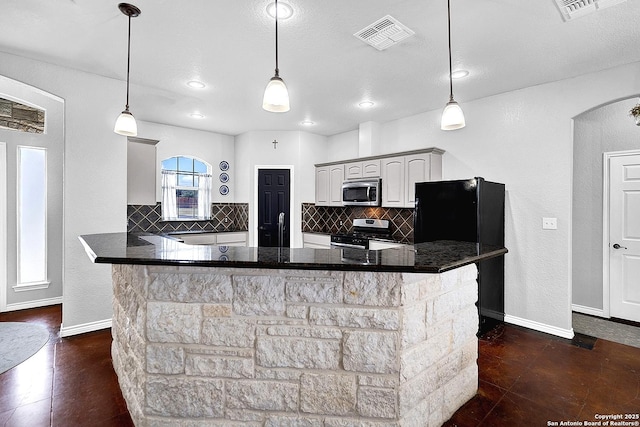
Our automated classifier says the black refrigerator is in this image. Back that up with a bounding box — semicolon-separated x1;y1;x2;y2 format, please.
414;177;505;335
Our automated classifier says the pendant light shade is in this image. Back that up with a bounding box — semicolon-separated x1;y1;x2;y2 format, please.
441;99;465;130
114;110;138;136
114;3;141;136
441;0;465;131
263;0;290;112
263;75;290;112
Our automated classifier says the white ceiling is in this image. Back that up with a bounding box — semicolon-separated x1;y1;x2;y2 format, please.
1;0;639;136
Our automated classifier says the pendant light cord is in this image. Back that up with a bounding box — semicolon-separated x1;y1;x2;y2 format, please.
125;13;132;110
274;0;280;77
447;0;454;102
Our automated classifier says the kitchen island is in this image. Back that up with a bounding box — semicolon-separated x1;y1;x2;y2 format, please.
79;233;507;427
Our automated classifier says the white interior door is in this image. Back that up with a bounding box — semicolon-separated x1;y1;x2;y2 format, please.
608;152;640;322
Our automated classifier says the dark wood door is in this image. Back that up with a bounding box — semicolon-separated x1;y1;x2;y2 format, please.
258;169;290;247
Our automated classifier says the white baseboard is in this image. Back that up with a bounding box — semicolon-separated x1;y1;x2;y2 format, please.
60;318;112;338
4;296;63;312
504;314;574;339
571;304;606;318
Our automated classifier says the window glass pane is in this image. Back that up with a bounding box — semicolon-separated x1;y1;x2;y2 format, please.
194;175;199;187
176;189;198;219
18;147;46;283
178;156;193;172
177;173;193;187
161;157;177;171
194;159;207;174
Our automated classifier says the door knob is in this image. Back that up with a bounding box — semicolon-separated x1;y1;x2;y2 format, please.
613;243;627;249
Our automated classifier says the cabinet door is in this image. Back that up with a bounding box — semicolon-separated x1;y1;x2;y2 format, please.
315;166;330;206
381;157;405;207
344;162;362;180
405;153;431;208
217;232;248;246
361;159;381;178
329;165;344;206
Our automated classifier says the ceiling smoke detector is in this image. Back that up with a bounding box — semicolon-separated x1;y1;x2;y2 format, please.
354;15;415;51
554;0;626;21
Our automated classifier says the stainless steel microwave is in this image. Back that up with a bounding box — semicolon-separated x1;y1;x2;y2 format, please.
341;178;381;206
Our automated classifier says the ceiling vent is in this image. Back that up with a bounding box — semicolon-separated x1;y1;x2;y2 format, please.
554;0;626;21
354;15;415;51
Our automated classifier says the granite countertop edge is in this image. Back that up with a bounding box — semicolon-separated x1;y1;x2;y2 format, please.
79;233;507;274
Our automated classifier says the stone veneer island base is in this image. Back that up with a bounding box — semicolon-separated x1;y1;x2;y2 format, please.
111;263;479;427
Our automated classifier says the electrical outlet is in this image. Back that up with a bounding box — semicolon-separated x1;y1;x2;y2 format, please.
542;217;557;230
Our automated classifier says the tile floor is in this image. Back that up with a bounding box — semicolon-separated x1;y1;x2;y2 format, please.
1;305;639;427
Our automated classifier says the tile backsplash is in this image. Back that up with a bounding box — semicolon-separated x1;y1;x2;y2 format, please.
301;203;415;244
128;203;249;234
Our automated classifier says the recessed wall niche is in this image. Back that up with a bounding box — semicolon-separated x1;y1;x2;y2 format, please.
0;97;45;133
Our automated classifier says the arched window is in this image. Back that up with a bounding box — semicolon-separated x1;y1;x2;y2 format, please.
161;156;212;220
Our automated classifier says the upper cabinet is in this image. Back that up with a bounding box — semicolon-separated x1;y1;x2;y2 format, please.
344;159;381;180
315;164;344;206
315;148;444;209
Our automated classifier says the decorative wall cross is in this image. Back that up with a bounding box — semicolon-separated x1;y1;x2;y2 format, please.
272;139;278;149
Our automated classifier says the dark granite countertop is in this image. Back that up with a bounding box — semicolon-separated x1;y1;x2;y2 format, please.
79;233;507;273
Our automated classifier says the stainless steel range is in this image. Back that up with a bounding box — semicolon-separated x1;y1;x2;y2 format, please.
330;218;392;250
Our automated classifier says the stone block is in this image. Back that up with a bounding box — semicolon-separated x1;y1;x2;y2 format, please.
400;302;427;348
286;304;308;319
357;386;397;419
324;420;399;427
309;306;399;330
146;344;185;374
255;368;302;381
285;280;342;303
398;365;438;416
185;354;254;378
233;275;285;316
256;336;340;370
146;302;201;344
148;272;232;303
226;380;298;411
343;272;401;306
343;331;398;374
358;375;399;388
442;364;478;420
201;318;255;348
202;304;232;317
145;376;224;417
265;415;323;427
266;325;342;340
300;373;357;415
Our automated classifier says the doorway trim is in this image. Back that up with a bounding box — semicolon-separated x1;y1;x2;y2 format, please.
253;165;294;248
602;148;640;319
0;142;6;312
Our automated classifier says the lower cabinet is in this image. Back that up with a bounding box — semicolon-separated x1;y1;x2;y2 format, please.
173;232;248;246
302;232;331;249
368;240;407;250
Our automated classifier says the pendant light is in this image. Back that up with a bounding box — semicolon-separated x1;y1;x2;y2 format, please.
441;0;465;131
114;3;141;136
262;0;290;112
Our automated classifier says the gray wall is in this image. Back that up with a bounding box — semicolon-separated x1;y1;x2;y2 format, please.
572;98;640;311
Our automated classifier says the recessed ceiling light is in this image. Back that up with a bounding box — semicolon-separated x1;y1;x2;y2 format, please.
301;120;315;126
451;70;469;79
266;2;293;19
358;101;375;109
189;112;205;119
187;80;206;89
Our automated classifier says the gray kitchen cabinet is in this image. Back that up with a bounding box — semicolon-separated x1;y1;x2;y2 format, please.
315;165;344;206
344;159;381;180
302;232;331;248
381;156;405;207
405;152;442;207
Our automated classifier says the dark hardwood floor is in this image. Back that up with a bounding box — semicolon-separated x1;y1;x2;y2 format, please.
1;305;639;426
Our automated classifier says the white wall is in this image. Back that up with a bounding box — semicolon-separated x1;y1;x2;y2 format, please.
0;51;127;335
234;130;327;247
135;121;235;203
572;99;640;312
327;61;640;337
326;129;358;162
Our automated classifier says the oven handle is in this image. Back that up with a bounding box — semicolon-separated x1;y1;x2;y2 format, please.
330;242;368;250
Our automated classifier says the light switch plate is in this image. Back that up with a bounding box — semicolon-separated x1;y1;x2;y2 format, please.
542;217;557;230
